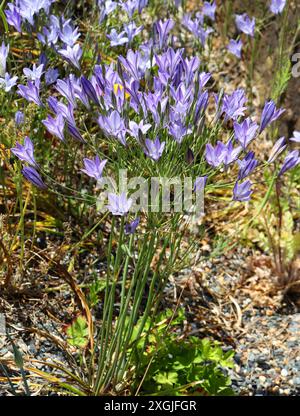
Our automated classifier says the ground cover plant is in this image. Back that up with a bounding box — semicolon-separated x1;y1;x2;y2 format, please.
0;0;299;397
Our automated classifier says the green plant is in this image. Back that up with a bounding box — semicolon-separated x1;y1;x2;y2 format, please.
131;309;234;396
249;170;300;290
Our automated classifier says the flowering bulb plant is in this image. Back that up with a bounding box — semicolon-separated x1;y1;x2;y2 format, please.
1;0;299;396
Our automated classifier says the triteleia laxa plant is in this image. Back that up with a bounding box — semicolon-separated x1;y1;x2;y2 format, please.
1;0;300;396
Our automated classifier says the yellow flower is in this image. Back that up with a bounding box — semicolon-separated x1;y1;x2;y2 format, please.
113;83;130;99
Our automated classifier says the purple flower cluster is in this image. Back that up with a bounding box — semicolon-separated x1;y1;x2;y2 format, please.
5;0;296;212
11;137;47;189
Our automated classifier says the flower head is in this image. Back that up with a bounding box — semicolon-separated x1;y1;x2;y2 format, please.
202;1;216;21
98;110;127;145
205;141;226;168
278;150;300;176
23;63;44;82
237;152;258;180
223;140;242;168
260;100;285;133
107;29;128;46
22;166;47;189
11;136;37;166
81;155;107;181
270;0;286;14
227;39;243;59
268;137;286;163
125;217;140;234
155;19;174;50
43;114;65;141
5;3;22;32
194;176;208;192
58;44;82;69
15;110;25;127
107;192;132;216
18;80;42;106
235;13;255;37
144;137;165;161
222;89;247;121
45;68;59;85
0;73;18;92
59;21;80;46
128;120;151;140
234;117;258;149
233;180;253;202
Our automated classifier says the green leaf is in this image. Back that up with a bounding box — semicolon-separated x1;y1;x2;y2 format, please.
66;315;89;348
154;371;178;386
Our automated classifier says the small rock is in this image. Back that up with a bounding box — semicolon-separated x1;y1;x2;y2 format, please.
259;376;266;384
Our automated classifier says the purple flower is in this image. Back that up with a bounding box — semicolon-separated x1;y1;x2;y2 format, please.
119;50;146;80
223;140;242;167
5;3;22;32
268;137;286;163
155;19;174;50
81;155;107;181
128;120;151;140
234;117;258;149
202;1;216;21
22;166;47;190
58;44;82;70
182;14;213;45
181;56;200;85
168;121;191;143
0;73;18;92
233;180;253;202
227;39;243;59
278;150;300;176
194;90;209;122
205;141;226;167
235;13;255;37
45;68;59;85
123;22;143;43
23;64;44;82
107;192;132;216
67;122;85;142
56;77;77;108
259;100;285;133
98;110;127;145
17;0;53;25
138;0;148;13
59;22;80;46
81;76;99;105
290;131;300;143
121;0;139;18
38;22;59;46
42;114;65;141
144;137;165;161
194;176;208;192
11;136;37;166
107;29;128;46
270;0;286;14
237;152;258;180
18;80;42;106
198;72;211;89
125;217;140;234
15;110;25;127
98;0;118;22
222;89;247;121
